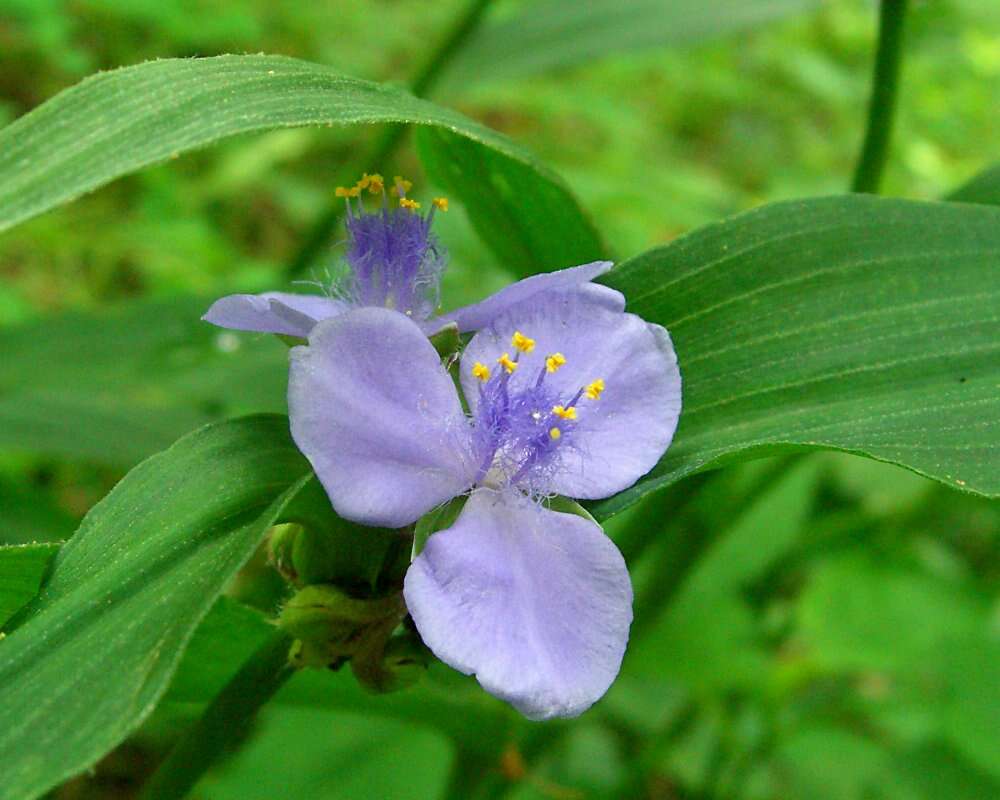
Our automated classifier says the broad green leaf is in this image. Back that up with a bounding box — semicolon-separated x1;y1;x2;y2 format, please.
0;415;311;800
0;296;287;465
0;478;76;545
437;0;821;89
795;555;1000;779
893;743;1000;800
946;164;1000;206
0;54;593;254
0;542;60;628
774;727;902;800
595;196;1000;518
161;597;276;707
197;707;455;800
162;598;514;759
938;637;1000;781
417;127;605;277
628;460;818;691
796;556;985;674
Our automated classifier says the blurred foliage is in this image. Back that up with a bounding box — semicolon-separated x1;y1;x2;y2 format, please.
0;0;998;798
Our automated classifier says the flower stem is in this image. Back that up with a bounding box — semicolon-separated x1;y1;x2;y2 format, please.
138;629;295;800
285;0;495;280
851;0;910;194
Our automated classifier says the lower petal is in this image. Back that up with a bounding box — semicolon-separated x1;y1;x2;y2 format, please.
404;488;633;720
202;292;348;338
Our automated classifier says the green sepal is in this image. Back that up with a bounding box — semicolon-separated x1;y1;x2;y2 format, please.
276;334;307;348
267;523;302;584
427;321;461;360
279;584;406;671
276;476;407;591
544;495;600;525
413;495;468;557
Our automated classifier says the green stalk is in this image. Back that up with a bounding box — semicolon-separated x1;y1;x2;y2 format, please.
285;0;494;279
139;630;295;800
851;0;910;194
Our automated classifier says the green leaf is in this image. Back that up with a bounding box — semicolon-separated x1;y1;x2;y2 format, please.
938;637;1000;781
416;127;605;277
0;296;287;465
0;542;60;628
196;706;455;800
893;743;1000;800
0;477;76;545
437;0;821;88
0;415;312;800
0;54;593;254
595;196;1000;518
774;726;901;800
628;460;819;692
946;164;1000;207
796;555;984;674
162;598;514;759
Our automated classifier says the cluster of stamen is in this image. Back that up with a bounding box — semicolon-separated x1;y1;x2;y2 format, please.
469;329;605;489
335;173;449;215
330;174;449;320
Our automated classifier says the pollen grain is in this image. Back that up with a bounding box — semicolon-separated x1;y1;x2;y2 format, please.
497;353;518;373
545;352;566;373
552;405;577;420
511;330;536;353
585;379;605;400
472;362;491;382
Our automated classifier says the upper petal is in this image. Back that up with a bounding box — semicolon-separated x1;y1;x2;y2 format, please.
437;261;620;333
202;292;348;338
404;488;632;720
461;289;681;499
289;307;476;528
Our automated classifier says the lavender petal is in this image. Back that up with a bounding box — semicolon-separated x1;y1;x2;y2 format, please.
461;289;681;499
202;292;348;338
289;307;476;527
404;488;633;720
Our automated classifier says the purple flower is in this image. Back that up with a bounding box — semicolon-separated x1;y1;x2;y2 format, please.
202;174;613;337
288;287;682;719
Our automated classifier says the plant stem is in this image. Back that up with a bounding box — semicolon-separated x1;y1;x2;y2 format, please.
139;629;295;800
851;0;909;194
285;0;494;280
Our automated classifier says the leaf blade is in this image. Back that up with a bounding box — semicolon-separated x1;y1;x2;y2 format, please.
0;415;310;800
593;196;1000;518
0;543;61;628
0;54;592;248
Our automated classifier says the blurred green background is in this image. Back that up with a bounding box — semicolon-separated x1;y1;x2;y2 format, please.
1;1;999;798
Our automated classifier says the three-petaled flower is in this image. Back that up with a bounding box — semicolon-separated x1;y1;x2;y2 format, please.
288;285;682;719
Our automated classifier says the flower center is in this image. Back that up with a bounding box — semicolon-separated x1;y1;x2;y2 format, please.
334;174;449;320
469;330;604;491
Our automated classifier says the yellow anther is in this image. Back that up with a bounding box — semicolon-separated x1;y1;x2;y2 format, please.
497;353;518;373
545;352;566;373
585;378;605;400
335;186;360;198
549;427;562;440
392;176;413;196
399;197;421;211
366;173;384;194
432;197;449;211
511;330;536;353
472;362;491;382
552;405;577;420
